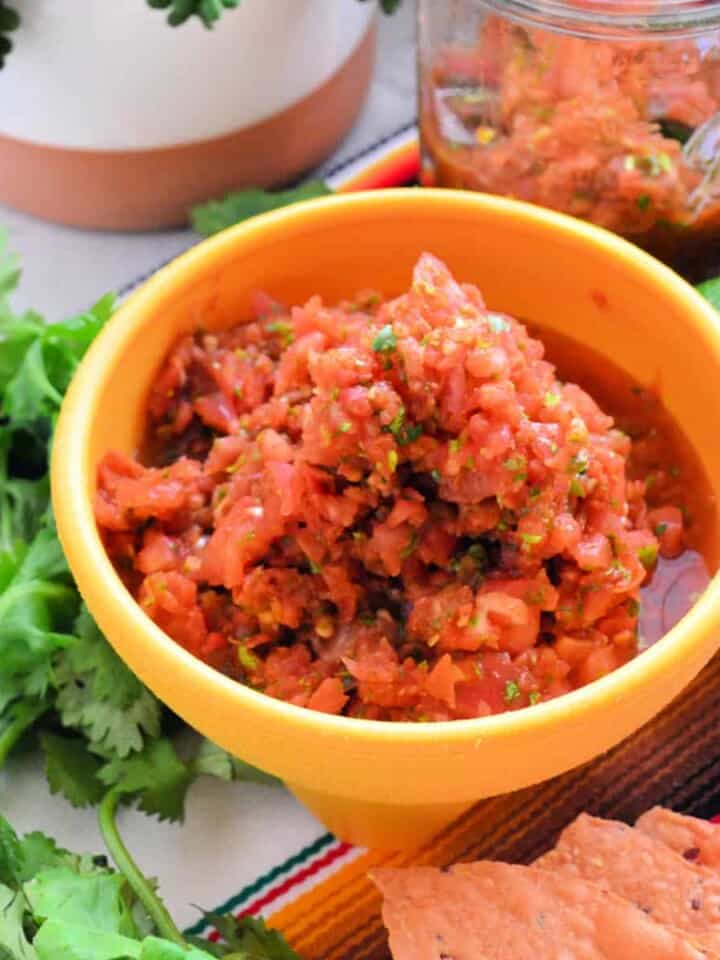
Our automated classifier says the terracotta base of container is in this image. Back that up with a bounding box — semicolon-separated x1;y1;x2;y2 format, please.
0;23;375;231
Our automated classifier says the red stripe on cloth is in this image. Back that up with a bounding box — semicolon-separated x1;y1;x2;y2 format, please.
336;141;420;193
207;841;354;941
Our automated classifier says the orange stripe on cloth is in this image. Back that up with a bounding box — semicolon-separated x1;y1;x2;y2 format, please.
335;140;420;193
269;651;720;960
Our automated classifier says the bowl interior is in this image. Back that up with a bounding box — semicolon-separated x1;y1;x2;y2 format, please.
54;190;720;831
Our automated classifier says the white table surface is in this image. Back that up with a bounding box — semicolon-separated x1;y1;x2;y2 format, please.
1;1;417;321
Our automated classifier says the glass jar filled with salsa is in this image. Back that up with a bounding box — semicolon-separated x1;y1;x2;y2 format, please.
418;0;720;280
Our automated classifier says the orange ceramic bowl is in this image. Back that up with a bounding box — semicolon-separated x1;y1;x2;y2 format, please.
52;189;720;851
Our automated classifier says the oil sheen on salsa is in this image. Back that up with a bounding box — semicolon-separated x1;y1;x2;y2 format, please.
94;256;713;721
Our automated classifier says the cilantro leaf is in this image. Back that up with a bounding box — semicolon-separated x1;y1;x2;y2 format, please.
7;522;70;586
0;884;37;960
0;523;77;686
0;228;19;303
372;325;397;353
3;341;63;424
190;738;244;782
14;833;75;886
0;537;24;597
358;0;402;12
0;700;48;767
191;181;332;237
26;867;138;937
191;738;278;786
146;0;241;31
0;818;22;889
139;940;216;960
40;733;105;808
3;294;114;427
0;4;21;70
54;609;161;758
99;739;192;822
698;276;720;311
384;406;423;447
197;914;302;960
32;920;141;960
0;455;50;564
0;313;46;400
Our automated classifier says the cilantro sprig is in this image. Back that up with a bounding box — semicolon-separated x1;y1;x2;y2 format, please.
0;230;276;819
146;0;242;29
191;182;332;237
0;807;302;960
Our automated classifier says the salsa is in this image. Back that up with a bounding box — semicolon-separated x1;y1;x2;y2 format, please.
94;255;711;721
420;16;720;279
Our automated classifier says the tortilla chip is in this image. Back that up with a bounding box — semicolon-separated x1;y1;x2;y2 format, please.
372;861;708;960
537;814;720;955
637;808;720;871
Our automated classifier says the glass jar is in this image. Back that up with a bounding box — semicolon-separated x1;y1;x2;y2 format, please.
418;0;720;279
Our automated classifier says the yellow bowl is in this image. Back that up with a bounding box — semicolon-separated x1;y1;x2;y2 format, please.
52;189;720;851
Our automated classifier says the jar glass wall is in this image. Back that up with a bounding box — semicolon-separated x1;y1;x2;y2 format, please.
418;0;720;279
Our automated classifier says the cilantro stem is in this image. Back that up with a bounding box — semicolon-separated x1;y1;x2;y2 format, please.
0;700;46;768
98;788;187;948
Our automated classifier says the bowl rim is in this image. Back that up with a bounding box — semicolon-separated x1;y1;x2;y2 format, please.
52;187;720;748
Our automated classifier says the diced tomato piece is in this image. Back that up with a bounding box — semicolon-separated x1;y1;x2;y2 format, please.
425;654;464;708
307;677;349;715
647;506;685;559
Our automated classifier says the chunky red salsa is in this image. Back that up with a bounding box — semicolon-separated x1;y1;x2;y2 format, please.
95;255;710;720
421;17;720;279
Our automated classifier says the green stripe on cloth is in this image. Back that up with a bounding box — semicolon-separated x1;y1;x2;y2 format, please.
183;832;336;935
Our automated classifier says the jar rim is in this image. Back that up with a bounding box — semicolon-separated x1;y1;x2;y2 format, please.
482;0;720;39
